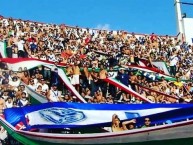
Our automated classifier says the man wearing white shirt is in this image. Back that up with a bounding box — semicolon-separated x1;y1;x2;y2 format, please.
41;79;49;93
17;37;25;57
5;97;13;108
28;79;37;91
47;84;63;102
169;52;179;76
9;76;20;88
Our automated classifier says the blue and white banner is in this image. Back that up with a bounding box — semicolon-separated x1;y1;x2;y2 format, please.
3;102;193;130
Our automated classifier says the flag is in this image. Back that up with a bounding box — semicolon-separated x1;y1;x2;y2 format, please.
104;78;153;103
139;58;165;74
15;121;26;130
3;102;193;130
151;61;170;75
0;58;67;71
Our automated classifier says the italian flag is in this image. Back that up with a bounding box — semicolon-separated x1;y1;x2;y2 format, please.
104;78;153;103
0;58;66;71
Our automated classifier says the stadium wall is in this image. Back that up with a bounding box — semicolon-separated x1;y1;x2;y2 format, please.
182;18;193;45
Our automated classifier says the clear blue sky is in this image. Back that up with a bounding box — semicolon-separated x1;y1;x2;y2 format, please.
0;0;192;35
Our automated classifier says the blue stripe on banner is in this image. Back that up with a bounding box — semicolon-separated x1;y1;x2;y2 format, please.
4;102;193;112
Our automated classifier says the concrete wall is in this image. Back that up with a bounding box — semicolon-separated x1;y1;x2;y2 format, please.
183;18;193;45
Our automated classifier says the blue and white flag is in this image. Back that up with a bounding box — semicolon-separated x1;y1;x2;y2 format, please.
4;102;193;130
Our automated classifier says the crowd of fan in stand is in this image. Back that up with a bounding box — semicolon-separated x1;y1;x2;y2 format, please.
0;16;193;141
0;16;193;115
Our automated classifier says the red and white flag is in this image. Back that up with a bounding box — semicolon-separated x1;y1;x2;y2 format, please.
15;121;26;130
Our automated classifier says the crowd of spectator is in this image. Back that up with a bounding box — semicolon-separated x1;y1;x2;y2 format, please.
0;15;193;112
0;16;193;145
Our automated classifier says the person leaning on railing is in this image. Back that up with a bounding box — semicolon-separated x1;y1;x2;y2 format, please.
111;114;136;132
141;118;151;128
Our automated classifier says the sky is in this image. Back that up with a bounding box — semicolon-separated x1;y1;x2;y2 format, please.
0;0;193;36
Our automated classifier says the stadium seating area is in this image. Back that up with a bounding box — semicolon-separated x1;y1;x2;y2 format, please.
0;15;193;108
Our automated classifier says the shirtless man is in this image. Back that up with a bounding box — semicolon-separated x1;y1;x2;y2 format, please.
71;62;81;92
0;97;6;115
99;65;108;79
111;114;136;132
98;65;108;97
129;72;138;91
21;71;30;85
90;69;99;96
81;64;89;88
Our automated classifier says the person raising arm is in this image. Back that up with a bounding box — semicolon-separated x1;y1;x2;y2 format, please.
111;114;136;132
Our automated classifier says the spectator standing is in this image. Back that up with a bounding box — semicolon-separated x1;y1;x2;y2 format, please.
108;67;117;98
98;65;108;97
169;52;179;76
71;62;81;92
16;37;25;58
117;68;129;86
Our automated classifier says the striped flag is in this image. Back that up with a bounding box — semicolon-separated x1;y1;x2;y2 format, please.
104;78;153;103
15;121;26;130
0;58;66;71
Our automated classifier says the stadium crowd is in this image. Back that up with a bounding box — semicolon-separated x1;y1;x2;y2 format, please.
0;15;193;113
